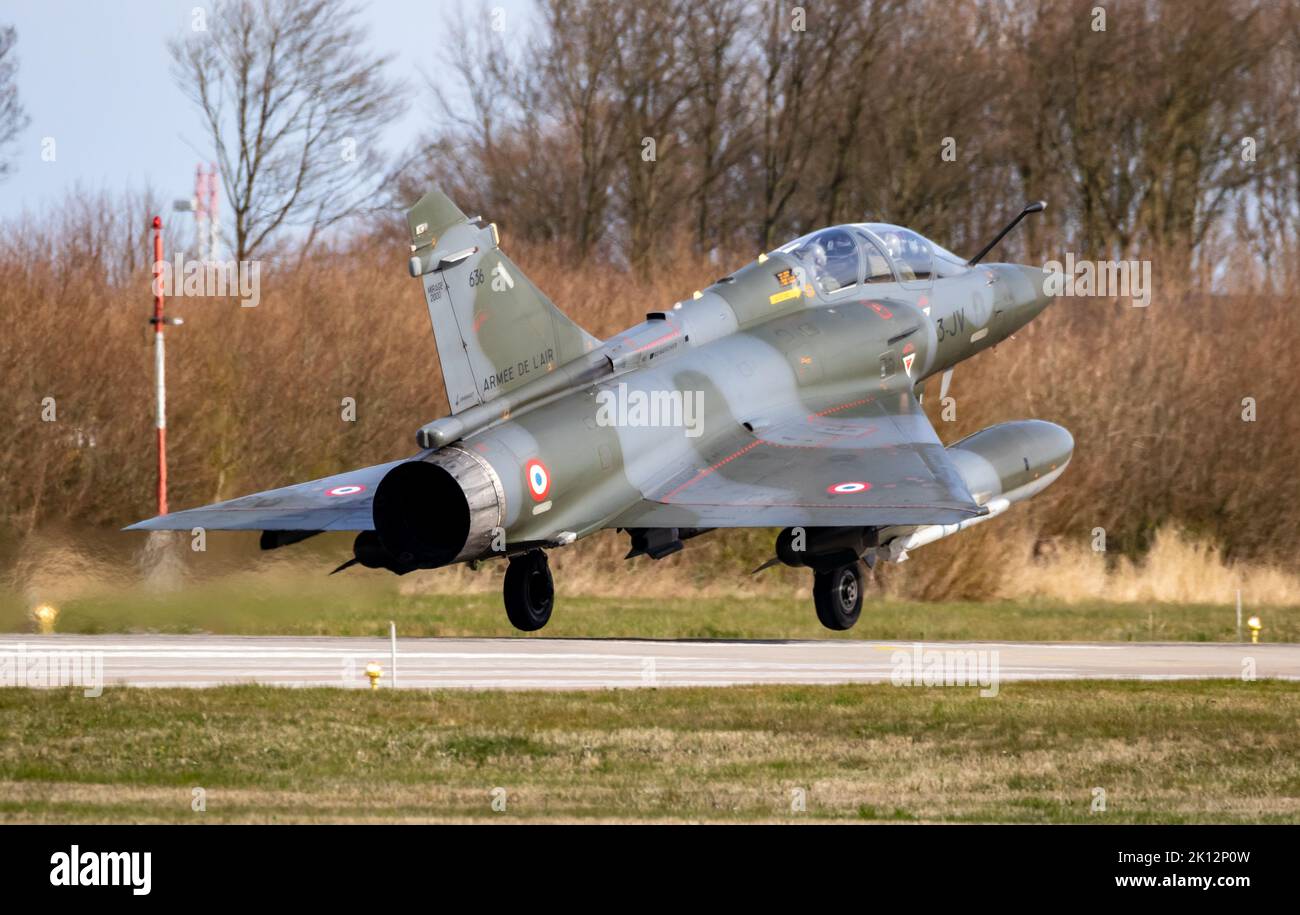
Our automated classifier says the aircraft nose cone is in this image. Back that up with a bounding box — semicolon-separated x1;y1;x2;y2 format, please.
1001;263;1052;328
1015;263;1052;314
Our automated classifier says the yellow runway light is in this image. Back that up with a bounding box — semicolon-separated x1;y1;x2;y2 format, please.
31;604;58;634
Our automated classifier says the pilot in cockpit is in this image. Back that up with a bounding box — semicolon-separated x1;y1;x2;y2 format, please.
796;231;859;293
799;241;828;271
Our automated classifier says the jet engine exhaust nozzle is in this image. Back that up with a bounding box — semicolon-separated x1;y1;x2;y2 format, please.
358;447;505;574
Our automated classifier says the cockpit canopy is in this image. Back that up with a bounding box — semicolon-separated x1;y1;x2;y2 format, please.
772;223;969;296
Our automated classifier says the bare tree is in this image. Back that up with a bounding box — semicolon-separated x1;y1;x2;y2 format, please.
756;0;856;247
400;9;570;245
170;0;406;261
0;25;30;181
533;0;626;258
680;0;753;253
609;0;699;270
1015;0;1286;269
401;0;1299;275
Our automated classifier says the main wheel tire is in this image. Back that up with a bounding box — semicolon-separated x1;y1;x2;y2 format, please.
813;562;864;631
503;550;555;631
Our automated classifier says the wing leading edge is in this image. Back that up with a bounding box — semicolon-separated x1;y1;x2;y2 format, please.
124;457;420;532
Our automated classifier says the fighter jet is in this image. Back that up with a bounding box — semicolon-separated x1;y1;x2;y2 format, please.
129;192;1071;632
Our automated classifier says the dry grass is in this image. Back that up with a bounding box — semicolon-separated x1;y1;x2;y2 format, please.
2;523;1297;643
5;522;1297;620
1001;524;1300;606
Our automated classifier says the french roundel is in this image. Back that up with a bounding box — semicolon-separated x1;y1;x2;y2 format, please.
326;484;365;497
827;481;871;495
525;459;551;501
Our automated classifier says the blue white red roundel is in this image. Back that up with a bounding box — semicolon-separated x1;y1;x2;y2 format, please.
326;484;365;497
525;459;551;501
827;481;871;495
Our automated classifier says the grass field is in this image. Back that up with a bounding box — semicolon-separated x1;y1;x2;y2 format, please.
2;681;1297;823
4;582;1297;642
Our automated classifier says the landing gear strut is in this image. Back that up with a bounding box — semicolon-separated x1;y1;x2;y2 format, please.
812;561;864;631
504;549;554;631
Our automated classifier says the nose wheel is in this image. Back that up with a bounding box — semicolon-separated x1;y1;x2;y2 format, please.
504;549;555;631
812;562;864;630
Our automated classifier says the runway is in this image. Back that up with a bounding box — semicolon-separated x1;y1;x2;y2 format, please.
2;634;1297;690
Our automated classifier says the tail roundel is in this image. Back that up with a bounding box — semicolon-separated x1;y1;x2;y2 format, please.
405;189;599;414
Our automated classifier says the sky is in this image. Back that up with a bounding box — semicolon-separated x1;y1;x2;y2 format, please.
0;0;534;226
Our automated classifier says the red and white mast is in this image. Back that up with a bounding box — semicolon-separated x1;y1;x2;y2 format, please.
150;216;169;516
149;216;185;516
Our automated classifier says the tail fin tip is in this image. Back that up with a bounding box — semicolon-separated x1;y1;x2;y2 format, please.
404;188;599;415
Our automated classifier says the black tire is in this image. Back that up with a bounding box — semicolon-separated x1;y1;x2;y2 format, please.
503;550;554;632
813;562;863;631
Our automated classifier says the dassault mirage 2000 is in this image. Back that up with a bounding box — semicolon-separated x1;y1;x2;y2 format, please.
129;192;1071;632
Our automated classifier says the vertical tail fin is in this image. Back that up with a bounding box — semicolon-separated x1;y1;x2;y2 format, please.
405;189;599;414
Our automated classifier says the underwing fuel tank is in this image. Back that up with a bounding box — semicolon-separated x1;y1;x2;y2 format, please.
351;447;506;574
876;420;1073;562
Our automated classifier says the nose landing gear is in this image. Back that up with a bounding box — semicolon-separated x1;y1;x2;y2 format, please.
503;549;555;631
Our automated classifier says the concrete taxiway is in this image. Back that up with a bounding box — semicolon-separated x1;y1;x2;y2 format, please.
1;634;1296;690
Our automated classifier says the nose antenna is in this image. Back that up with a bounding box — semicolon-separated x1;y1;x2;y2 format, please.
966;201;1046;266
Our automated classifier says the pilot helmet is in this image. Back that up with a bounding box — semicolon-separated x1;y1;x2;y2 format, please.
802;242;828;268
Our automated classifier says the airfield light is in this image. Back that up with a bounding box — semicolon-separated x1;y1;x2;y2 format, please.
365;662;383;690
389;621;398;688
31;604;58;634
1247;616;1262;644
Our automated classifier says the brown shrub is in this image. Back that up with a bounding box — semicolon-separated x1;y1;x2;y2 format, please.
1;201;1297;588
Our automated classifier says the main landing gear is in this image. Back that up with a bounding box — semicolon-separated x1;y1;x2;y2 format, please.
504;549;554;631
762;527;873;631
501;539;867;634
812;561;864;631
